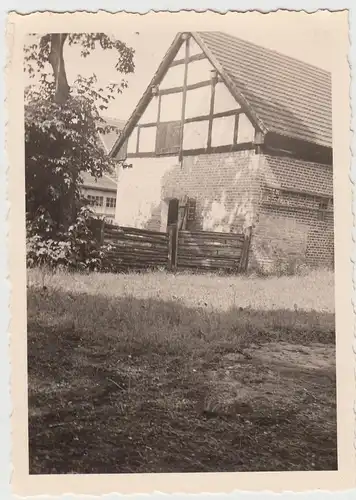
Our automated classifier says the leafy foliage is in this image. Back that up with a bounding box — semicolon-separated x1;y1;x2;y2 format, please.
26;206;115;272
24;33;135;105
24;32;134;270
25;84;118;230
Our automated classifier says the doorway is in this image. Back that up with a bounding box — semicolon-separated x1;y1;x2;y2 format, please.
167;198;179;228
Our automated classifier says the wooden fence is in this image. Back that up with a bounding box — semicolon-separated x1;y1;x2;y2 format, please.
94;221;170;272
93;220;252;273
173;228;251;273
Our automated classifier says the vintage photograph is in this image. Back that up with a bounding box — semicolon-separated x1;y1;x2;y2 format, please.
8;9;352;492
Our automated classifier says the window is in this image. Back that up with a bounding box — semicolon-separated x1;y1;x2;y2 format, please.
106;197;116;208
87;195;103;207
319;199;329;211
318;198;330;221
156;121;182;155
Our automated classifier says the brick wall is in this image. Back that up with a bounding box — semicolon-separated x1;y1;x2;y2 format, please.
250;153;334;272
162;150;261;232
115;150;261;233
262;153;333;196
115;149;334;272
252;205;334;271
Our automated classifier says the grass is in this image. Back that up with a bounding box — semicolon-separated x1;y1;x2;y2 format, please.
27;267;337;474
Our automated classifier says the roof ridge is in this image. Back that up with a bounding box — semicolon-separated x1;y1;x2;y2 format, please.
101;116;126;126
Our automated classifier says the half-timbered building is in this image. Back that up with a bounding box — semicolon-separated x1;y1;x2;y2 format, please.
110;31;333;271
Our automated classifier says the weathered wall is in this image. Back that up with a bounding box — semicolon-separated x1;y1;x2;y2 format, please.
251;154;334;271
115;149;334;272
251;208;334;272
262;154;333;196
115;156;178;229
115;150;261;233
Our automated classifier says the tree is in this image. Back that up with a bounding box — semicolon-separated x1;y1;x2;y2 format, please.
25;33;134;228
24;33;134;270
25;33;135;105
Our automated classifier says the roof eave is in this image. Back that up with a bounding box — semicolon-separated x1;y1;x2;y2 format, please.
82;184;117;193
265;129;332;151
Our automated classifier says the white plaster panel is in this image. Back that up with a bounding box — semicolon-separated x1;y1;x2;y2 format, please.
160;64;185;90
115;156;178;228
184;86;211;119
138;126;157;152
138;97;159;125
160;92;183;122
182;120;209;150
174;42;186;61
214;81;240;114
237;113;255;143
189;38;204;56
211;115;235;147
186;58;214;86
127;127;138;154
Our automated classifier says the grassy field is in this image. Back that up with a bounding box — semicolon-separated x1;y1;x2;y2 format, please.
27;267;337;474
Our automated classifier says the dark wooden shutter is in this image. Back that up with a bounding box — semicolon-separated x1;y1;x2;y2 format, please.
156;121;181;155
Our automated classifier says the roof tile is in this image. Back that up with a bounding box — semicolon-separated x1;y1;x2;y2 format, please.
197;31;332;148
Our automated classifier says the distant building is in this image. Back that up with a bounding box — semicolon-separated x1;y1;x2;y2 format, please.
81;117;125;224
110;31;333;271
81;171;118;224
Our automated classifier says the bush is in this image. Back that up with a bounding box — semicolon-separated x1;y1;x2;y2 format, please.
26;206;114;272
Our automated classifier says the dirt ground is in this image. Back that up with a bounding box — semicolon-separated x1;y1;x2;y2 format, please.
27;269;337;474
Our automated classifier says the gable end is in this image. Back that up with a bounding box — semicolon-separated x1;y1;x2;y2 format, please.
110;32;264;159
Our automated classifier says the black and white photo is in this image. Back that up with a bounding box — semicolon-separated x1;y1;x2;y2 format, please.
6;9;353;496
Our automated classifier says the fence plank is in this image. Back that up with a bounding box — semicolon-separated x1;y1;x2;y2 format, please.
105;228;168;240
178;237;243;245
167;227;174;271
107;251;167;261
179;236;244;244
179;230;244;240
106;240;168;252
180;229;240;237
178;245;243;256
177;260;237;270
105;224;167;237
239;226;253;272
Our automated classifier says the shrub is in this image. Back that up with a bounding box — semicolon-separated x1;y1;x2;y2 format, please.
26;206;114;272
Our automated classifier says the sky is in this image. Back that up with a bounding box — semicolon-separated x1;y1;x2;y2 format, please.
26;11;340;122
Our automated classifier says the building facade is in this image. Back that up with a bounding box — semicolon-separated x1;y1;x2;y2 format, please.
81;171;118;224
110;31;333;271
80;117;125;224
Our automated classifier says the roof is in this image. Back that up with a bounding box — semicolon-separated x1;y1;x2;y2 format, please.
99;117;126;154
81;171;117;192
196;31;332;148
79;117;124;192
110;31;332;156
